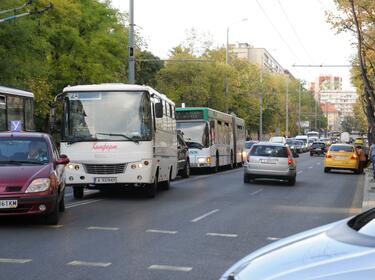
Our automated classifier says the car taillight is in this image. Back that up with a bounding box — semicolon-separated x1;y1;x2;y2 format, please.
325;153;332;158
351;154;357;160
288;158;293;165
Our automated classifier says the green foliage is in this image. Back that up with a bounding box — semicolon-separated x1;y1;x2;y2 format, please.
341;115;363;133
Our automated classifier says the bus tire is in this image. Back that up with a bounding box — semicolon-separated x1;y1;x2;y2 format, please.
160;169;172;190
230;150;234;169
181;160;190;178
146;174;158;198
73;186;84;199
213;154;219;173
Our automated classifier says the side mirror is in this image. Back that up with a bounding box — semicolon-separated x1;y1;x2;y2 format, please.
56;154;70;165
155;102;163;118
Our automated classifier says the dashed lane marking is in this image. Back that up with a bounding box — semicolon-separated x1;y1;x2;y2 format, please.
67;261;111;267
308;166;313;169
297;171;303;175
87;226;119;231
148;265;192;272
191;209;219;223
146;229;178;234
267;237;281;241
206;233;238;238
47;225;63;229
0;258;32;264
66;199;102;209
250;189;263;196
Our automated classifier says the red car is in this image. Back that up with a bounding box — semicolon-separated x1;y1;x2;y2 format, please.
0;132;69;224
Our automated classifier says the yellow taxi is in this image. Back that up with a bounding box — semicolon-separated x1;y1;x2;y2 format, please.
354;137;364;145
324;144;359;174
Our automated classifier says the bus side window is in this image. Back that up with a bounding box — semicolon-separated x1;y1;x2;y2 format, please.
25;98;34;131
0;95;6;130
217;121;222;144
210;120;215;145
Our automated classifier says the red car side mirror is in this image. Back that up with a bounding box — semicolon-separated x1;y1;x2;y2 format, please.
56;154;70;165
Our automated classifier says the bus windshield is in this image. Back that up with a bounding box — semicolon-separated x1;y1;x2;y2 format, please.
176;121;208;149
63;91;152;142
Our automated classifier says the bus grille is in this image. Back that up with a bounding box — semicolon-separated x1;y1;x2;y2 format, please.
84;163;126;175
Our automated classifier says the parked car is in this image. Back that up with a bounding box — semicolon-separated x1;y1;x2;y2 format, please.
220;207;375;280
177;130;190;178
0;132;69;224
269;136;286;144
324;144;359;174
285;138;299;158
245;140;258;156
310;141;327;156
244;142;296;185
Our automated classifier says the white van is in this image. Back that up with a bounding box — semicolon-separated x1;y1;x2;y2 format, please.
295;135;308;152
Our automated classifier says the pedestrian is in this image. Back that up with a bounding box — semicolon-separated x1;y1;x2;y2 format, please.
369;142;375;179
356;145;366;174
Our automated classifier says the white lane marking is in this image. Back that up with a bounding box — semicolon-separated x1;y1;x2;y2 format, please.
308;166;313;169
250;189;263;196
191;209;219;223
87;226;119;231
67;261;111;267
65;190;98;198
146;229;178;234
66;199;102;209
316;162;321;165
297;171;303;175
148;265;192;272
0;258;32;264
172;168;240;185
47;225;63;229
206;233;238;238
267;237;281;241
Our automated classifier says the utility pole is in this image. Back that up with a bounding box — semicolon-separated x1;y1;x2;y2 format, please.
298;82;301;135
128;0;135;84
314;93;318;130
285;78;289;137
259;65;263;141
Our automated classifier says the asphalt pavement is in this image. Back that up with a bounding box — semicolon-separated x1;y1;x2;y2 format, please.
0;152;364;280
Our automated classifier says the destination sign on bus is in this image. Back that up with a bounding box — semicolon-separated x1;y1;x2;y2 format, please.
176;110;204;120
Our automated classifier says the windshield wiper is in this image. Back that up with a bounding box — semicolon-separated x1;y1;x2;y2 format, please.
65;136;98;144
0;160;43;165
97;133;139;144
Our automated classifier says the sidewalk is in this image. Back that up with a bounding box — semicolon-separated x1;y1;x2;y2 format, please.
362;167;375;211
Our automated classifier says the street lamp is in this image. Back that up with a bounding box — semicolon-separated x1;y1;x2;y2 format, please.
128;0;135;84
225;18;248;113
226;18;248;65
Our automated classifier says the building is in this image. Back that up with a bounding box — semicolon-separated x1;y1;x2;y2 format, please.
320;102;339;131
232;43;284;74
309;75;342;93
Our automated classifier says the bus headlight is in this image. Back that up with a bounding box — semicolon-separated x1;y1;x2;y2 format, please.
131;160;151;169
67;163;80;170
198;157;211;163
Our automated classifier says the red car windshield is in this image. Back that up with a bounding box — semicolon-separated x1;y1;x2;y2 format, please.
0;138;50;164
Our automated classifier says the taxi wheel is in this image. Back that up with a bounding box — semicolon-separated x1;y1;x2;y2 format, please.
45;198;60;225
324;167;330;173
354;169;361;174
73;187;84;199
59;194;65;212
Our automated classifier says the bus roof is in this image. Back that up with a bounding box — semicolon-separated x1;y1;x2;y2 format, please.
0;86;34;98
63;83;174;105
176;107;242;123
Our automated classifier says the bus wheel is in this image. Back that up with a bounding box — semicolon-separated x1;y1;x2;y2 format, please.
230;151;234;169
73;186;84;199
160;169;171;190
213;155;219;173
146;175;158;198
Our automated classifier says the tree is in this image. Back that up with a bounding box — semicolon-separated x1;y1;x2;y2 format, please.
330;0;375;140
136;50;164;87
341;115;362;132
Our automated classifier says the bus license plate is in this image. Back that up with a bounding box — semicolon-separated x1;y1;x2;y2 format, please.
94;177;117;184
0;200;17;209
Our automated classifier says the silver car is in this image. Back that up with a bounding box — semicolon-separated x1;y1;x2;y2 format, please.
220;208;375;280
244;142;296;185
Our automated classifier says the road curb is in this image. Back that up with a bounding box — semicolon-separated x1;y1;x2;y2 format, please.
362;167;375;211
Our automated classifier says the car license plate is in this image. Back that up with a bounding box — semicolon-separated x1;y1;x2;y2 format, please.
335;156;346;159
0;200;17;209
260;159;277;164
316;148;321;151
94;177;117;184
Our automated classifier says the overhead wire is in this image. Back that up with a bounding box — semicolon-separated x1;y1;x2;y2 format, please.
255;0;302;64
276;0;315;64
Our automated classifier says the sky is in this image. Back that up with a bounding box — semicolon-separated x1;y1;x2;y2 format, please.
111;0;356;90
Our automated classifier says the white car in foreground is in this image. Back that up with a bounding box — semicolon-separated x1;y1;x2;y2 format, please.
220;208;375;279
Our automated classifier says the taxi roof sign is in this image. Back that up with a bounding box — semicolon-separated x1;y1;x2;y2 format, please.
10;120;23;132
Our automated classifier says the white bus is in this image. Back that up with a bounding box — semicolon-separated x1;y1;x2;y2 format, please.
59;83;177;198
176;107;246;172
307;131;319;141
0;86;34;132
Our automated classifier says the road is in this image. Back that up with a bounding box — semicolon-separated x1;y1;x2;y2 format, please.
0;152;364;280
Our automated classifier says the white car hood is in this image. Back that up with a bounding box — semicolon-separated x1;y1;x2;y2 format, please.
221;219;375;280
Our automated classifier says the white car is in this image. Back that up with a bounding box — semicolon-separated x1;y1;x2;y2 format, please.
269;136;286;144
220;208;375;279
